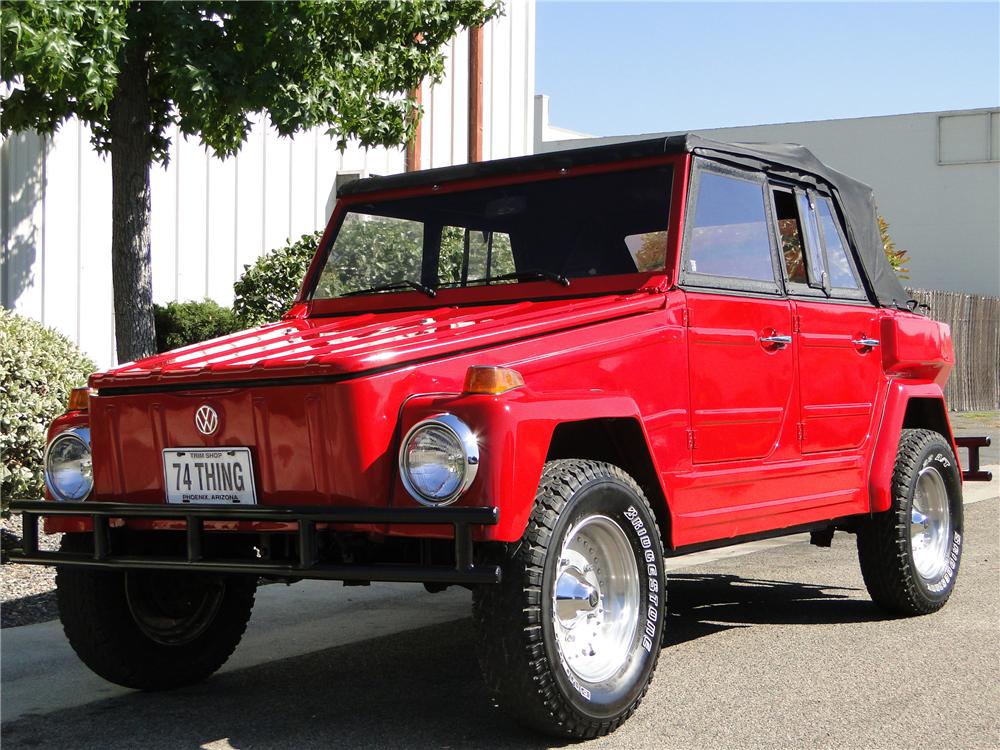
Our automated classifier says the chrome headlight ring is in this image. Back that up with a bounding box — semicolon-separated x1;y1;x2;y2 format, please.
399;413;480;506
43;426;93;501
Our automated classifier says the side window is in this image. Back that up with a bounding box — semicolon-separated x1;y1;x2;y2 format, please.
686;171;776;285
625;231;669;272
796;192;827;289
816;198;860;290
772;188;807;284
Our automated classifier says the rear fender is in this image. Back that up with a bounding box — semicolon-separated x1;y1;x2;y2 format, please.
396;389;653;542
869;381;957;513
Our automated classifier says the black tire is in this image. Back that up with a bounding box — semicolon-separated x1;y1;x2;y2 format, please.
56;534;257;690
473;460;666;739
857;428;963;616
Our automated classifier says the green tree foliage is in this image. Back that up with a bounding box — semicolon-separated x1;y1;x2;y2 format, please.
234;221;518;327
316;220;515;296
1;1;500;360
153;299;239;353
0;311;95;509
234;232;321;327
879;215;910;279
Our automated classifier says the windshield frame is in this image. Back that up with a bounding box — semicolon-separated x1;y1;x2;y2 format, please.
300;153;689;316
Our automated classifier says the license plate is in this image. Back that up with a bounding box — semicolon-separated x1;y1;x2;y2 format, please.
162;448;257;505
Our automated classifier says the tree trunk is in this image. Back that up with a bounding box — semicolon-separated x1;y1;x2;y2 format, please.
109;15;155;364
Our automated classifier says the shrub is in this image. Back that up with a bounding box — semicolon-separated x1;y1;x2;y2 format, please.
0;311;95;510
233;232;320;328
153;299;240;353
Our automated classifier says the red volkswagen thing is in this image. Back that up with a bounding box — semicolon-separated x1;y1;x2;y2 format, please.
8;136;992;738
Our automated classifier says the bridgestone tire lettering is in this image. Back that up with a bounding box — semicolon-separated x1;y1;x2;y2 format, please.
856;429;964;616
473;460;666;739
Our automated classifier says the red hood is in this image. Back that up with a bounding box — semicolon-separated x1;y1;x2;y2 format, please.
92;293;665;390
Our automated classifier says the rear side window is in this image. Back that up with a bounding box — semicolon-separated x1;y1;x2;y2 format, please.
686;171;775;284
773;189;807;284
816;198;860;290
796;192;826;289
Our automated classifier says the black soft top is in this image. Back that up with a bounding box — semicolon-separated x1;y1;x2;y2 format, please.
339;134;909;309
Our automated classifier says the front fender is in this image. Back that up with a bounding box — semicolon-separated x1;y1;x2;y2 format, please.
868;380;956;513
395;388;645;542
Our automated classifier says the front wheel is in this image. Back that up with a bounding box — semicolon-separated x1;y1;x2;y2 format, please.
857;429;963;615
56;534;257;690
473;460;666;739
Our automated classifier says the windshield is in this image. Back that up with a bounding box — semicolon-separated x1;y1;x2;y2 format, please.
311;165;673;300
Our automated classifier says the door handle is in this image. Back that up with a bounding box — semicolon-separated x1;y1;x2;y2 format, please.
760;334;792;348
852;338;880;348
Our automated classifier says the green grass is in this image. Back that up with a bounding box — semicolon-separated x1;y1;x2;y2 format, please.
951;410;999;423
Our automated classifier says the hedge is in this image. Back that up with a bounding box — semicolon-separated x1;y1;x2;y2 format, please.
0;311;95;509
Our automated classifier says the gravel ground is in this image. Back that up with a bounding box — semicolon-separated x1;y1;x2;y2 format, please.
1;515;62;629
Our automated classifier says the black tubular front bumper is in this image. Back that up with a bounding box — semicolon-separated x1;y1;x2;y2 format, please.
4;500;501;585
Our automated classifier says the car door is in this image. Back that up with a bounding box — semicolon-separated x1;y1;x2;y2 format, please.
791;191;881;453
680;162;796;465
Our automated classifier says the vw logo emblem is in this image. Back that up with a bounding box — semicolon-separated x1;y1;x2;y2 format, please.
195;405;219;436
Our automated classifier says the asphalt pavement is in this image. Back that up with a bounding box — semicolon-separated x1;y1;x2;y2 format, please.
2;431;997;749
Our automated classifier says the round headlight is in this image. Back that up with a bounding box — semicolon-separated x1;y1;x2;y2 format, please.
44;427;93;501
400;414;479;506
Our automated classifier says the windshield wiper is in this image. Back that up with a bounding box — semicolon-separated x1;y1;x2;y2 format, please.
438;269;571;289
342;280;436;299
489;269;571;287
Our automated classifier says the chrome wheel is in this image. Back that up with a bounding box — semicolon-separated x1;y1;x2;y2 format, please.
552;514;640;683
910;466;952;581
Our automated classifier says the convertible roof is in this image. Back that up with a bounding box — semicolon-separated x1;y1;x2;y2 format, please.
339;134;910;309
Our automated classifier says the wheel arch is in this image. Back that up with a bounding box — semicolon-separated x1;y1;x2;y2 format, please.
902;397;954;444
546;418;673;548
869;381;957;513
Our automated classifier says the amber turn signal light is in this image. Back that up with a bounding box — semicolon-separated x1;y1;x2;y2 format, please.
463;366;525;395
67;386;94;411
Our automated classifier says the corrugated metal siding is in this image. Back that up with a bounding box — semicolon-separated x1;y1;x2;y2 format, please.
1;4;536;369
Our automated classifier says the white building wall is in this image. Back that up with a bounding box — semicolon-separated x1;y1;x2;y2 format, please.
539;105;1000;298
2;3;536;369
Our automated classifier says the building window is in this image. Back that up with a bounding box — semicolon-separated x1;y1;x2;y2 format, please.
938;111;1000;165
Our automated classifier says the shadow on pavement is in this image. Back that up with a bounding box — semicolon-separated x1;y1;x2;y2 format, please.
0;591;58;629
665;573;883;643
1;573;885;750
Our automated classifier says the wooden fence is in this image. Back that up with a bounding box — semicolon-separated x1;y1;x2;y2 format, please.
906;288;1000;412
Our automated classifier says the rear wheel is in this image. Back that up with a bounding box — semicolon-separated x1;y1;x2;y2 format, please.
56;534;257;690
473;460;666;738
857;429;963;615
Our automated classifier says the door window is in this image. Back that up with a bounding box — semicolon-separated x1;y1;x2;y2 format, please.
796;192;827;290
685;169;777;288
772;189;807;284
816;198;860;290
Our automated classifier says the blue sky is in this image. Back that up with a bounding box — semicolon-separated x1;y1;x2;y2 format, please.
535;1;1000;136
